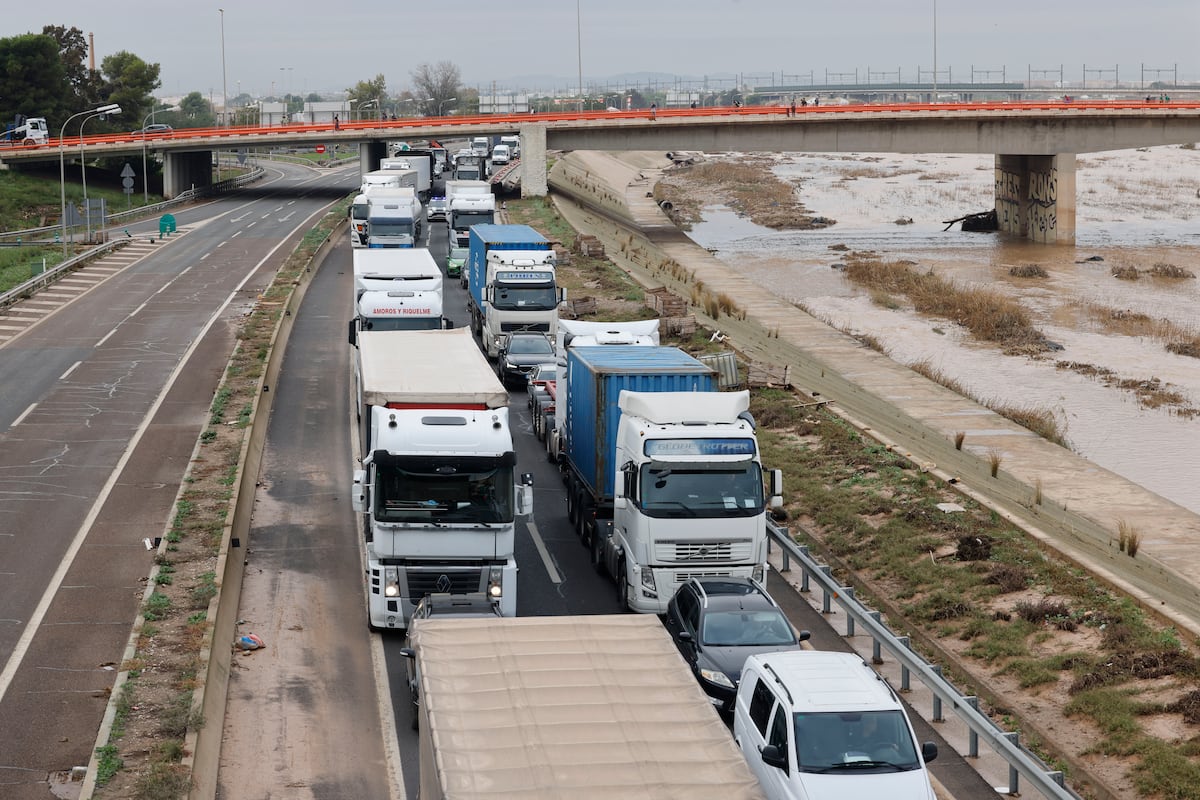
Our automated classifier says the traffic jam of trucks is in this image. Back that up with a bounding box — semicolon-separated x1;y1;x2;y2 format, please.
343;138;936;800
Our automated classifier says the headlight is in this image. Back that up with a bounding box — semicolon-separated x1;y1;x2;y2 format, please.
753;564;766;583
384;568;401;598
699;668;736;689
639;568;657;593
487;566;503;598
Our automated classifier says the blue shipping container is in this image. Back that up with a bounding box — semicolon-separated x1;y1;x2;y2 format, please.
467;224;552;314
566;346;717;501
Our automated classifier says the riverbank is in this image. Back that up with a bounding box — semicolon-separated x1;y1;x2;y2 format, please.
548;149;1200;799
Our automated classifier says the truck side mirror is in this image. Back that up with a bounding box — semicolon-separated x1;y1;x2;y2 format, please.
443;319;455;330
348;319;357;346
769;468;783;509
522;473;534;486
922;741;938;763
515;483;534;517
352;469;368;513
760;744;788;771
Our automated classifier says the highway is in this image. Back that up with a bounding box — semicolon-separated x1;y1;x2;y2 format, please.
0;158;997;798
219;168;996;798
0;160;354;799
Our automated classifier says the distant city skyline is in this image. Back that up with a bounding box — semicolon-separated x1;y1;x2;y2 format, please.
9;2;1200;100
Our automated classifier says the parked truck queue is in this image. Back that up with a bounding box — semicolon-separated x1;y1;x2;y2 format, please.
345;141;941;800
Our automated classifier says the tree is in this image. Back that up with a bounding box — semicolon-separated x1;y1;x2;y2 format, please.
347;74;387;118
96;51;161;131
410;61;461;116
42;25;98;107
178;91;215;127
0;34;71;127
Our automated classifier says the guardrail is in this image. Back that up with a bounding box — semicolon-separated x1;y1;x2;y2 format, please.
765;519;1078;799
0;166;265;245
0;239;127;310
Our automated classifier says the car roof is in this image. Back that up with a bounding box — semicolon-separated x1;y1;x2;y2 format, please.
748;651;901;712
685;577;779;610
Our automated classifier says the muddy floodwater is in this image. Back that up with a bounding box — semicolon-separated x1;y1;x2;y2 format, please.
683;147;1200;514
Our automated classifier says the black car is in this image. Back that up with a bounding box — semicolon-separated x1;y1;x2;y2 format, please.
664;577;809;713
496;332;555;387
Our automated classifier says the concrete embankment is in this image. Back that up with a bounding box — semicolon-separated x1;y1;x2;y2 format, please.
548;150;1200;637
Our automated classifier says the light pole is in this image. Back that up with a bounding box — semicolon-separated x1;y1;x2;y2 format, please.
932;0;938;102
142;105;179;203
359;98;379;121
60;103;120;255
219;9;228;125
576;0;584;112
438;97;457;116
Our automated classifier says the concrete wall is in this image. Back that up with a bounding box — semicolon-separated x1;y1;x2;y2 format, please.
518;124;547;197
995;153;1076;244
162;151;214;198
358;141;387;176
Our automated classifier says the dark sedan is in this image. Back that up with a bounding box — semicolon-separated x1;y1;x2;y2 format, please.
664;577;809;713
496;332;555;388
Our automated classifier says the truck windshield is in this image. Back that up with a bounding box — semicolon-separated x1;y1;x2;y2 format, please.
370;220;414;238
492;284;558;311
351;202;369;221
452;211;493;229
638;462;763;518
361;317;441;332
375;458;514;524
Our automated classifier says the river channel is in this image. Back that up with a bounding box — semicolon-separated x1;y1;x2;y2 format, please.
681;146;1200;514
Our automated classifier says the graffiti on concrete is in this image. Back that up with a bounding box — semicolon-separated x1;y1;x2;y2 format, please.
1028;167;1058;236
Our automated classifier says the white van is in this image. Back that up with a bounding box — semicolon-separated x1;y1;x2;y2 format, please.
491;144;511;165
733;651;938;800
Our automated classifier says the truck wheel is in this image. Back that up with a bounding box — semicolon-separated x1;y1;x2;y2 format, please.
590;524;605;574
566;480;577;525
575;500;591;546
616;561;629;612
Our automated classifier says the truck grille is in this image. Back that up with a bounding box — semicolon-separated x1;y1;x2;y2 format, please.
656;540;755;563
404;567;484;601
500;322;550;332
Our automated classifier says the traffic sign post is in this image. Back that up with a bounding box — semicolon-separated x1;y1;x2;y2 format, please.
121;163;136;209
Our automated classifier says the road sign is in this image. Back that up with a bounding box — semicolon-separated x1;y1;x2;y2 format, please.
122;176;135;195
315;144;326;154
120;163;136;179
237;149;248;165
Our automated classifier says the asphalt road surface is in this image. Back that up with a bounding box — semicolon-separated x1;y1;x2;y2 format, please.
0;159;356;799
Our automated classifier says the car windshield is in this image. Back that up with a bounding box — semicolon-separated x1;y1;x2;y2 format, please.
793;710;922;773
506;336;553;355
449;248;468;261
700;609;796;646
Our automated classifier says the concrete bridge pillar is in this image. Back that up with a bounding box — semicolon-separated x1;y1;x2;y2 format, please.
359;142;387;175
162;151;213;199
994;153;1076;244
518;124;547;197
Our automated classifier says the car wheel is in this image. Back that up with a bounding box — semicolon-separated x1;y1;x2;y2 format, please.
616;560;629;612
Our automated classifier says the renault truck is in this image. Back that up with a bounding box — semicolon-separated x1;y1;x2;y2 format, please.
352;328;532;630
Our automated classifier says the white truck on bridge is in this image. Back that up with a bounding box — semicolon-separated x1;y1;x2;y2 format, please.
351;328;531;630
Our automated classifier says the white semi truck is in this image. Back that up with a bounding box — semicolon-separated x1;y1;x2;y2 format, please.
466;224;564;358
352;248;442;301
364;187;423;248
347;289;449;347
560;346;782;614
445;180;495;249
404;614;766;799
351;328;531;630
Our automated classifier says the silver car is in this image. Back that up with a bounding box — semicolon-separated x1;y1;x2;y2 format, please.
426;196;448;222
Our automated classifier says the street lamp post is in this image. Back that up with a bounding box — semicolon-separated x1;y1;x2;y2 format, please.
60;103;120;256
438;97;457;116
219;9;228;126
142;105;179;203
359;99;379;122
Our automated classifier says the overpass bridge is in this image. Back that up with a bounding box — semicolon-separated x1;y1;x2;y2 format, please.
6;101;1200;244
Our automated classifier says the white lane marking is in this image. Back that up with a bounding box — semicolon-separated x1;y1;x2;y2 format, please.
11;403;37;428
231;231;242;239
261;213;271;219
0;201;334;709
527;519;563;584
247;222;257;229
95;328;117;348
59;361;82;381
128;301;149;318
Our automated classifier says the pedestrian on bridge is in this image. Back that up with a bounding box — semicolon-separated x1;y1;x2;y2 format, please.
650;103;657;120
333;114;340;131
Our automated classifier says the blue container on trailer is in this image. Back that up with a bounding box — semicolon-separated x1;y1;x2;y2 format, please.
565;346;717;501
466;224;552;315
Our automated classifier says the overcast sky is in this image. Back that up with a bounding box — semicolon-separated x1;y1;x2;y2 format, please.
10;2;1200;99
